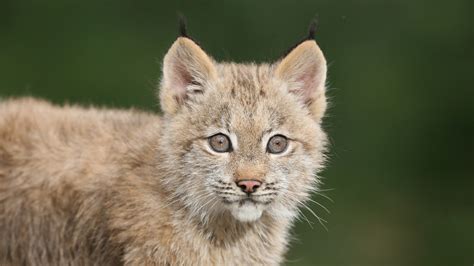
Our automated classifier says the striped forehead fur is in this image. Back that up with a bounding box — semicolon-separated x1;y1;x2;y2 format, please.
218;63;272;100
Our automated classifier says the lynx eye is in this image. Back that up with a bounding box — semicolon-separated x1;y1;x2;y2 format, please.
267;135;288;154
208;133;232;153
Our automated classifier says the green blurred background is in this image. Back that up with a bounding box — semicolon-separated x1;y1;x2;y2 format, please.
1;0;473;265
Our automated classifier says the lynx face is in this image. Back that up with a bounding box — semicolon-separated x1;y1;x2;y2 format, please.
159;37;327;222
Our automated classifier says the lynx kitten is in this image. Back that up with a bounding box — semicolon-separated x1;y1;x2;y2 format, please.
0;23;329;265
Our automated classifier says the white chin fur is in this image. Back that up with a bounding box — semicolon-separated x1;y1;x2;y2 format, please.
230;202;263;222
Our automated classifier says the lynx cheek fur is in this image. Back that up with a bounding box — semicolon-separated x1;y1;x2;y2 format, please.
0;26;329;265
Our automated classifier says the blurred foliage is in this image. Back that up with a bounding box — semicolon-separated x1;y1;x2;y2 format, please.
1;0;473;265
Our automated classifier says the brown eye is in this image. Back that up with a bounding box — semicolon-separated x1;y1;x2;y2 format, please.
267;135;288;154
209;133;232;153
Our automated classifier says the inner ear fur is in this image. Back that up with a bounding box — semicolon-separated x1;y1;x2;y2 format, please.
275;40;327;122
160;37;217;115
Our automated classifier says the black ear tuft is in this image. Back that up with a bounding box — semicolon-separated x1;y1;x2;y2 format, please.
281;19;319;58
307;19;317;40
176;14;201;46
178;14;188;37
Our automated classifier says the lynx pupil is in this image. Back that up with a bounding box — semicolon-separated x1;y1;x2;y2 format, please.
209;133;231;152
267;135;288;154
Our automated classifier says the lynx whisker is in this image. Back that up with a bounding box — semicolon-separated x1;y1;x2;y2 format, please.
313;191;334;203
286;193;328;231
306;197;330;214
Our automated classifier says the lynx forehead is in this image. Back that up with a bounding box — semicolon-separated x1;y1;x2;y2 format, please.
0;21;329;265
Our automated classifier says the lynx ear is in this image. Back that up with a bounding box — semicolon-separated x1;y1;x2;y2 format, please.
160;37;217;114
275;40;327;122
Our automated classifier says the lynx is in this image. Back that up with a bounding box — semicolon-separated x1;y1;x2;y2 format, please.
0;23;329;265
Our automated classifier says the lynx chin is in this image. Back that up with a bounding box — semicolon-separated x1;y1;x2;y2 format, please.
0;23;330;265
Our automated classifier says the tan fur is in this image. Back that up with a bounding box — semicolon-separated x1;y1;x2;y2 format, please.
0;37;329;265
234;164;267;182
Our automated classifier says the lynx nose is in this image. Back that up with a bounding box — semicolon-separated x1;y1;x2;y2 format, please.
236;180;262;194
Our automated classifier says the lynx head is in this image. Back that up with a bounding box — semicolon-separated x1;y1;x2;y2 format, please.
158;28;328;223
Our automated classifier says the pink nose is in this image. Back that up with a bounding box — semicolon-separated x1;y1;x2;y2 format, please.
236;180;262;194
